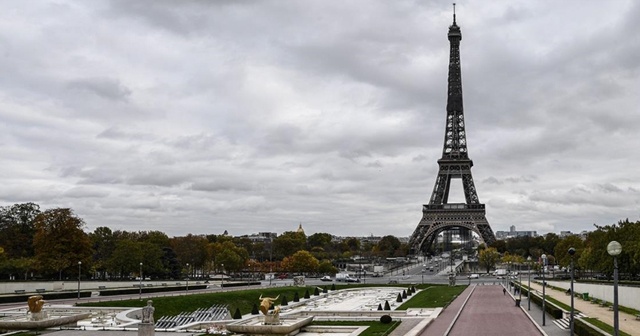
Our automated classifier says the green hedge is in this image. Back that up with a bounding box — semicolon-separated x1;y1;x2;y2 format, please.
0;291;91;304
98;284;207;296
575;318;607;336
519;286;563;319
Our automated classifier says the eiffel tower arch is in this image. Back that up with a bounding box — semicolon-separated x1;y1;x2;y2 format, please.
408;11;496;255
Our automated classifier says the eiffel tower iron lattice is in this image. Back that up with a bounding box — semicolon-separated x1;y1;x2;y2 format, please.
408;11;496;255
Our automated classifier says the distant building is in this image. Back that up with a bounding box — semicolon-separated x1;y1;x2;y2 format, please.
495;225;537;239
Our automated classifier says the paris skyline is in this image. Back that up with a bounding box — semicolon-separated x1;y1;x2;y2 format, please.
1;1;638;237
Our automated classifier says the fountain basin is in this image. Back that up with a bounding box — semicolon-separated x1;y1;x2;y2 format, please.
0;313;91;330
226;316;313;335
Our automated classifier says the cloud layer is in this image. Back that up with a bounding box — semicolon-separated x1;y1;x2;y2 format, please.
1;1;639;237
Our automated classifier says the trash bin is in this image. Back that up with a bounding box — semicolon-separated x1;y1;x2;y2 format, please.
582;293;589;300
515;299;521;307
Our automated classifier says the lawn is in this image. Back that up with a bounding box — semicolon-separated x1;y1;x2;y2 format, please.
80;286;319;319
79;283;466;321
397;285;467;309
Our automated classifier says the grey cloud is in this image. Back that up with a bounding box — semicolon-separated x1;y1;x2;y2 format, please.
67;77;132;101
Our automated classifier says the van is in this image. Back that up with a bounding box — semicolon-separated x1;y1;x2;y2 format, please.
467;274;479;279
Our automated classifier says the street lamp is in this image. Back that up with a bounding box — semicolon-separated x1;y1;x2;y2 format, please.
186;263;190;292
221;263;224;288
541;254;547;326
607;241;622;336
77;261;82;299
568;247;576;336
527;256;532;311
139;262;143;300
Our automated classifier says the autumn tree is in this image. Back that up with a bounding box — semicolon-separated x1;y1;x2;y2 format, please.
281;250;319;274
478;247;500;273
32;208;93;279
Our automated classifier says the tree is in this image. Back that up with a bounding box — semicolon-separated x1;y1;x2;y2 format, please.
318;259;338;275
32;208;93;279
478;247;500;273
281;250;319;274
272;231;306;260
554;235;584;269
90;227;117;280
374;235;401;258
0;203;40;259
171;234;209;276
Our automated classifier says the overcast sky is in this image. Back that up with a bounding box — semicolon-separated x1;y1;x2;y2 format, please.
1;1;639;238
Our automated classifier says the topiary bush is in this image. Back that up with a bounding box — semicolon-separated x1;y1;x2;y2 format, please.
384;300;391;310
396;293;403;302
251;303;259;315
293;292;300;302
314;287;320;296
233;308;242;319
304;289;310;299
380;315;392;324
281;295;288;306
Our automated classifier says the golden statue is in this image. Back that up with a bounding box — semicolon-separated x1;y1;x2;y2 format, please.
258;295;280;315
27;295;46;313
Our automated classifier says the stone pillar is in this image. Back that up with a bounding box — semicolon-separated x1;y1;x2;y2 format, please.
139;323;155;336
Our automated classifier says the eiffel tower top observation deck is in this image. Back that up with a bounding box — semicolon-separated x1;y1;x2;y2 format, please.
408;9;496;254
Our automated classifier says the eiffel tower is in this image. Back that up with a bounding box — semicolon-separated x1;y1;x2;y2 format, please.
408;9;496;255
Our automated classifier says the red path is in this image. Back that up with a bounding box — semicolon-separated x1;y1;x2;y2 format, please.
422;285;543;336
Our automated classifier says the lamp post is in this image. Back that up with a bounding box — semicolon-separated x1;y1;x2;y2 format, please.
607;241;622;336
77;261;82;299
221;263;224;288
139;262;143;300
518;261;522;301
541;254;547;326
186;263;190;292
527;256;532;311
568;247;576;336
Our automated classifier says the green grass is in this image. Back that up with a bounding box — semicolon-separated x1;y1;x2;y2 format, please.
311;320;400;336
79;283;466;322
397;285;467;310
583;317;632;336
79;286;318;319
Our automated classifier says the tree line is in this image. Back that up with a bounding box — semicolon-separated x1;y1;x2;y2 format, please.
0;203;408;281
478;219;640;280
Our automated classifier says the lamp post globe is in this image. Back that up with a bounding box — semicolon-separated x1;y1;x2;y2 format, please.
607;241;622;336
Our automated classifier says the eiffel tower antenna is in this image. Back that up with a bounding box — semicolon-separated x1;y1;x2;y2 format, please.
453;3;456;25
408;10;496;255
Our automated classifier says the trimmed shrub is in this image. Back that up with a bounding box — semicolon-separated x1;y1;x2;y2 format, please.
331;283;336;290
293;292;300;302
377;303;383;310
380;315;392;324
304;289;310;299
314;287;320;296
281;295;288;306
384;300;391;310
251;303;259;315
396;293;403;302
402;290;407;299
233;308;242;319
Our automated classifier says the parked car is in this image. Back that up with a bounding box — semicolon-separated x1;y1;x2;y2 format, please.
345;277;360;283
320;276;332;282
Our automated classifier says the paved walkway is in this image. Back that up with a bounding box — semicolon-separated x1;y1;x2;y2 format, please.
527;280;640;336
421;284;548;336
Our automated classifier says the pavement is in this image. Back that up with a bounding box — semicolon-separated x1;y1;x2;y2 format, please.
526;280;640;336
